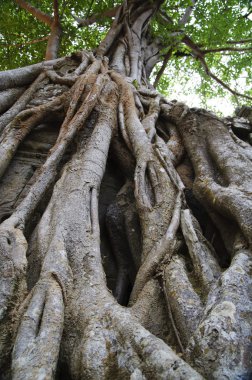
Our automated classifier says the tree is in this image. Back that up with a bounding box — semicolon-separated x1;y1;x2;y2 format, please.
0;0;251;379
1;0;252;107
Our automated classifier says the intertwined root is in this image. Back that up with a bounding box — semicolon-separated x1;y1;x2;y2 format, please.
64;300;203;380
163;208;252;378
0;55;108;373
0;51;251;379
106;181;138;304
130;191;182;303
0;226;27;368
12;277;64;380
164;255;203;347
181;209;220;292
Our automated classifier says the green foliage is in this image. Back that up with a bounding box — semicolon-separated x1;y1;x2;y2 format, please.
152;0;252;111
0;0;251;112
132;79;139;89
0;0;115;70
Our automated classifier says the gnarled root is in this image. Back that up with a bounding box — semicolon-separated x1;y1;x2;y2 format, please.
0;57;108;376
0;226;27;370
186;249;252;379
164;255;203;348
0;93;66;179
173;104;252;246
0;73;46;134
12;276;65;380
130;192;182;303
181;209;221;292
0;54;251;379
163;205;252;378
65;299;203;380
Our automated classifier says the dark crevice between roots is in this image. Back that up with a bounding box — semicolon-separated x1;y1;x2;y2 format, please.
35;294;46;338
56;361;72;380
156;119;172;143
98;155;124;296
0;124;56;222
184;189;231;268
99;153;141;306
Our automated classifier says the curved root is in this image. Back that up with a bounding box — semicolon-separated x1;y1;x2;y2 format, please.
0;226;27;368
12;277;64;380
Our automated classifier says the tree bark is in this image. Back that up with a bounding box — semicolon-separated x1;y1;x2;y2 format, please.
0;1;251;379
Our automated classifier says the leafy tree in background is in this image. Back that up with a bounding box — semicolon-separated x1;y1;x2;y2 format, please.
0;1;252;379
1;0;252;110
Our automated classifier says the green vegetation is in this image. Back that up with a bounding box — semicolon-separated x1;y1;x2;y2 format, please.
0;0;251;111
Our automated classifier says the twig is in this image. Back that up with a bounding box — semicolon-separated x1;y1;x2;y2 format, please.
226;38;252;45
202;46;252;54
182;35;252;101
153;48;173;88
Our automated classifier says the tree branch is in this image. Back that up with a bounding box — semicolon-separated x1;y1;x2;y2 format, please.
53;0;60;24
153;1;196;86
182;35;252;101
153;48;173;88
158;9;173;24
73;5;121;27
0;36;49;48
226;38;252;45
15;0;53;26
45;0;62;60
202;46;252;54
178;0;197;26
15;0;62;60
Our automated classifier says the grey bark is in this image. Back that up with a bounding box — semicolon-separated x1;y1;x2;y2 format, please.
0;1;251;378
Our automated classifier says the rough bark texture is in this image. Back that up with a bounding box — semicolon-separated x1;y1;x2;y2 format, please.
0;1;252;379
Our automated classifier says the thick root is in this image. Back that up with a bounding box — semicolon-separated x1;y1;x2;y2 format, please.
181;209;221;292
0;93;66;179
0;53;251;380
12;277;64;380
66;302;203;380
186;250;252;379
164;255;203;346
0;225;27;369
130;192;182;303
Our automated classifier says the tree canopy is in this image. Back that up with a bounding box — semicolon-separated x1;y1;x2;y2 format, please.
1;0;252;113
0;1;252;379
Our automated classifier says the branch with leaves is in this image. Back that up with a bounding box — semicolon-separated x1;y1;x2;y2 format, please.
15;0;62;60
73;5;121;27
0;36;49;48
182;35;252;101
152;0;251;102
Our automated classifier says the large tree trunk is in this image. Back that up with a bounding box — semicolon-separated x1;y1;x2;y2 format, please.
0;1;251;379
